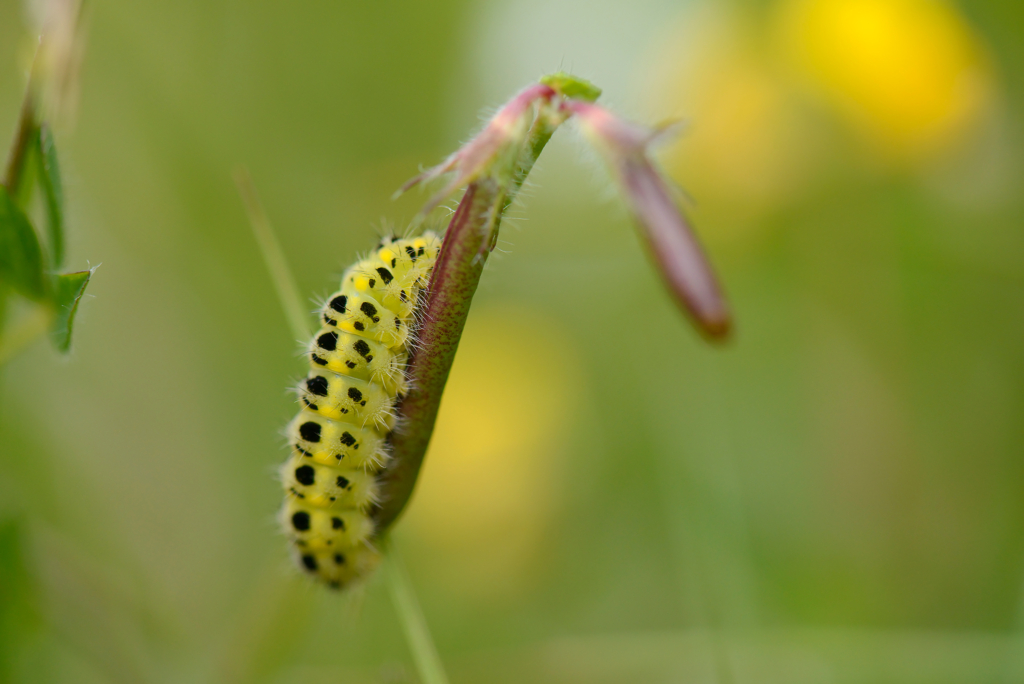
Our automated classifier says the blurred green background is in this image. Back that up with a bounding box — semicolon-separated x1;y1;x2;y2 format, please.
1;0;1023;682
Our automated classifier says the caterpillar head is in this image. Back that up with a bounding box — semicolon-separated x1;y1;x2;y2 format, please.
373;231;441;284
341;232;441;320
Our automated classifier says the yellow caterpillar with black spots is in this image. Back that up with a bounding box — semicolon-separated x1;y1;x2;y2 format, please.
281;231;441;588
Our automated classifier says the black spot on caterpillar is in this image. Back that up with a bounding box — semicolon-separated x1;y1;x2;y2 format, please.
306;376;329;397
299;422;321;443
295;465;316;486
292;511;310;531
360;302;379;321
281;231;441;588
317;331;339;351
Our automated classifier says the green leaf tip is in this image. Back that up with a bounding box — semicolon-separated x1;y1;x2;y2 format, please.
0;185;47;301
50;268;92;353
539;72;602;102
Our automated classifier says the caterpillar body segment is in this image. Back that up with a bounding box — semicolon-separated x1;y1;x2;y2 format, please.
287;410;388;470
320;291;409;348
281;500;375;550
299;369;396;430
281;457;380;509
294;545;383;589
281;231;441;588
308;328;404;391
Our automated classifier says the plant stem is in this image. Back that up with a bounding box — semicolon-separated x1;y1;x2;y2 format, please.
373;180;500;530
374;106;563;532
384;538;451;684
508;111;560;207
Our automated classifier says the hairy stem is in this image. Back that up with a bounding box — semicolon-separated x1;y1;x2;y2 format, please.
374;104;565;531
374;181;499;530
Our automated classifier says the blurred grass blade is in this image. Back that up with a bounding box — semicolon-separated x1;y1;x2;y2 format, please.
0;519;40;682
0;520;38;623
3;91;38;201
36;125;65;267
384;540;451;684
233;166;311;342
0;185;47;300
49;269;91;352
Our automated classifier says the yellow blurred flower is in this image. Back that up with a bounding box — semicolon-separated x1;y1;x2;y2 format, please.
403;305;581;599
776;0;996;161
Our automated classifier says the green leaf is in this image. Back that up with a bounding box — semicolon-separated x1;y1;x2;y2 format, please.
36;125;65;267
0;185;47;300
540;72;602;102
50;269;92;353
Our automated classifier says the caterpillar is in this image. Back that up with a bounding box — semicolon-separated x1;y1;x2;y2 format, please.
280;230;442;588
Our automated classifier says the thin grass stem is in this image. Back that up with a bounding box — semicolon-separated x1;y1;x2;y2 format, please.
383;538;451;684
233;166;311;342
3;88;37;195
